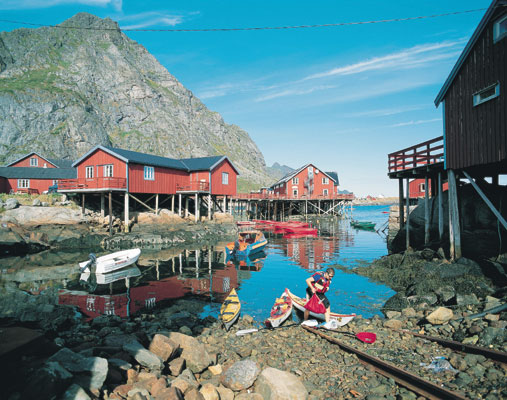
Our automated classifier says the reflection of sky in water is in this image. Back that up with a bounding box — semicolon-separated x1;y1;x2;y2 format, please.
1;205;395;322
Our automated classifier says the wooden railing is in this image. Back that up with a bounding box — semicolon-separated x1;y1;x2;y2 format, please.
233;193;354;200
388;136;444;173
58;177;127;190
176;181;210;192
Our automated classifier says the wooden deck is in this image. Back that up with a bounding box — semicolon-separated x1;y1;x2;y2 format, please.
57;177;127;192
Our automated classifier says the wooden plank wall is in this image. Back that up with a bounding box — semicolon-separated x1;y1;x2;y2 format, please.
444;8;507;170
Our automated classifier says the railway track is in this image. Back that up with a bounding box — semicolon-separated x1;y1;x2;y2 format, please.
303;325;507;399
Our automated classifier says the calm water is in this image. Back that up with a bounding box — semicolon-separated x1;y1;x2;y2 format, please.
0;205;395;322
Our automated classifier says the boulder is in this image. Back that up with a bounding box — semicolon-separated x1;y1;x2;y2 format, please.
22;361;72;399
123;340;164;371
62;384;91;400
149;334;179;362
221;359;260;391
169;357;186;376
426;307;453;325
383;319;403;330
47;348;108;390
3;205;87;225
216;385;235;400
5;198;19;210
254;367;308;399
32;198;42;206
167;332;213;373
153;386;184;399
199;383;220;400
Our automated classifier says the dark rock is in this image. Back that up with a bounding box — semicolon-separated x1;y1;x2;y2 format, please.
22;361;73;399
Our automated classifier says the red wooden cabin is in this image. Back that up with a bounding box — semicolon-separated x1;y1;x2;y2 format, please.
409;179;449;199
6;152;73;169
271;164;338;199
60;145;238;196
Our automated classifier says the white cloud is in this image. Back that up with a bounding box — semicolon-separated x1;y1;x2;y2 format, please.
388;118;441;128
0;0;122;11
345;105;425;118
255;85;337;102
303;40;465;80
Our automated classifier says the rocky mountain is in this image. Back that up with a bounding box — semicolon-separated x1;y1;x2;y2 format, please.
0;13;274;188
266;162;294;180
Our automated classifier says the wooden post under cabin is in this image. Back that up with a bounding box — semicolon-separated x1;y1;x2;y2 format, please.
195;193;199;222
109;192;113;236
447;169;462;260
124;193;129;233
229;198;233;215
100;193;105;218
424;176;430;246
178;194;182;217
185;196;189;218
405;178;410;249
155;194;159;215
223;196;227;214
171;195;175;213
81;193;85;216
208;194;212;220
399;179;404;228
438;172;444;241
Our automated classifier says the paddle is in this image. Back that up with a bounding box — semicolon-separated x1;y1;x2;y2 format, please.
306;321;376;343
235;323;299;336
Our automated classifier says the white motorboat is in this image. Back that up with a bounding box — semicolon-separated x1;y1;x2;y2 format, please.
79;265;141;285
79;248;141;274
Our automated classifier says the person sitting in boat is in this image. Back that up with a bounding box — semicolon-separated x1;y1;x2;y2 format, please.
304;267;335;323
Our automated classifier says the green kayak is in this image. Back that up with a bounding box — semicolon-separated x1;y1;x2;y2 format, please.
350;221;376;230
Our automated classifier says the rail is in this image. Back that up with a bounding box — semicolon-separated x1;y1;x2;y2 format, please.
233;193;355;200
388;136;444;173
176;181;210;192
58;177;127;190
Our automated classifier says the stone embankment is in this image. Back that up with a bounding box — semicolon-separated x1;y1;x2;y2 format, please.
0;197;237;256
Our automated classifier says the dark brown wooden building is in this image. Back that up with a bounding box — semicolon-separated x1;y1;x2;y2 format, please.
434;0;507;174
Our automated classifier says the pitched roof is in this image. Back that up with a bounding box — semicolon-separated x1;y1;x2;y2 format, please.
46;158;74;168
73;145;239;173
6;152;63;168
434;0;505;106
325;171;339;185
270;164;337;187
0;167;76;179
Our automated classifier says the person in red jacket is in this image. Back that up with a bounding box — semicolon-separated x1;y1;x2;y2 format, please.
304;267;334;323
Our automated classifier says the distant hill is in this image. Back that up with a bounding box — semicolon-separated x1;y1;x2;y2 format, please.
266;162;295;181
0;13;275;189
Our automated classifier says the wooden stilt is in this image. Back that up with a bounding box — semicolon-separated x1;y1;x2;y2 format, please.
223;196;227;214
195;193;199;222
448;169;462;260
124;193;129;232
399;179;404;228
185;196;189;218
109;191;113;236
438;172;444;241
171;194;175;213
424;176;430;246
81;193;85;216
405;178;410;249
208;194;212;220
179;194;182;217
100;193;105;218
155;194;159;215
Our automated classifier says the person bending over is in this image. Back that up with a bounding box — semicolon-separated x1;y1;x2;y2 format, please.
304;267;335;323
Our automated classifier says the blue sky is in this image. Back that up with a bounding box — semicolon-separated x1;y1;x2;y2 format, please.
0;0;493;196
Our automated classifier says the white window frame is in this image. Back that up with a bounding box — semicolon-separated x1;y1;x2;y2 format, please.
308;166;313;173
18;179;30;188
222;172;229;185
52;180;58;185
322;177;329;185
493;14;507;43
144;166;155;181
323;189;329;196
473;83;500;106
419;183;426;192
292;188;298;197
85;166;94;178
292;177;299;184
30;157;38;167
104;164;114;177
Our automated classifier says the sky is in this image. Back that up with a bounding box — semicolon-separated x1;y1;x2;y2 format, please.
0;0;494;196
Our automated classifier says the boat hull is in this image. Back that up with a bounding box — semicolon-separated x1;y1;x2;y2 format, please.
265;289;293;328
220;288;241;331
286;289;355;326
79;248;141;274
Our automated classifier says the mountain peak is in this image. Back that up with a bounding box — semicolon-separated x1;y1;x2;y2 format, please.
59;12;119;31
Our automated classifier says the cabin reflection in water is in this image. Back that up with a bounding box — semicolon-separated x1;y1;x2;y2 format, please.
58;247;242;321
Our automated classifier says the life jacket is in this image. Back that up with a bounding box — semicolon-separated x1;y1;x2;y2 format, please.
311;272;330;294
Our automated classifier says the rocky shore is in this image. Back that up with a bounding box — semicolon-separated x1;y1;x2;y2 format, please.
1;248;506;399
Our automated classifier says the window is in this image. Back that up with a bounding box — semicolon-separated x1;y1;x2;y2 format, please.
323;189;329;196
473;83;500;106
30;157;38;167
292;177;299;184
308;166;313;173
494;14;507;42
104;164;114;177
222;172;229;185
18;179;30;188
144;166;155;180
322;177;329;185
85;166;94;178
419;183;426;193
53;180;58;185
292;189;298;197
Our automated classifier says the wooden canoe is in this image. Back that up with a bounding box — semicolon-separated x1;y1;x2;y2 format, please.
286;289;355;326
265;288;293;328
220;288;241;331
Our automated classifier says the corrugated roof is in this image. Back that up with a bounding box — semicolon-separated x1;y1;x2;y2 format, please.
434;1;504;106
104;146;187;170
326;171;339;185
0;167;76;179
46;158;74;168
